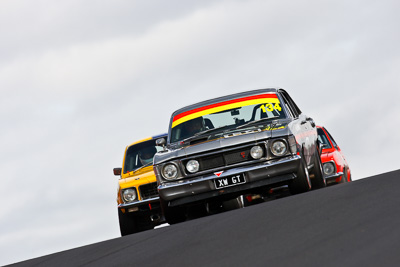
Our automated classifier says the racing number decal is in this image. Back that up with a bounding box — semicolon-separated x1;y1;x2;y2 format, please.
260;103;282;113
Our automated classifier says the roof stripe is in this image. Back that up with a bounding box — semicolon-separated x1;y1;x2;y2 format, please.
173;93;277;122
171;94;279;128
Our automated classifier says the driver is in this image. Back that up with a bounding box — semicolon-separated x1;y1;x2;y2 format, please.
138;146;157;165
182;117;205;139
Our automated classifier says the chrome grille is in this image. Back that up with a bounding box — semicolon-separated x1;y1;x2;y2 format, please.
185;146;257;173
139;182;158;200
224;148;251;165
198;154;225;171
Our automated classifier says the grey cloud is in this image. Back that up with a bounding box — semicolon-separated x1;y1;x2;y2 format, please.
0;0;223;62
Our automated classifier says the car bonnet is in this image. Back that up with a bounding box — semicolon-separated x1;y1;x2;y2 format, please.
154;124;291;165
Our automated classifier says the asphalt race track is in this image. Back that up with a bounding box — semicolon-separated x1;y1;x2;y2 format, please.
9;170;400;267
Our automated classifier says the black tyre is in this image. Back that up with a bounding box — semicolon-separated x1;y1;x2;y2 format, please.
289;150;311;194
206;200;223;215
118;209;154;236
310;146;326;189
222;197;244;211
342;168;348;183
118;209;137;236
187;203;208;220
161;198;186;225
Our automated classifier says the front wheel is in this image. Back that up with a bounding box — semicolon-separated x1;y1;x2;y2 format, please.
310;146;326;189
222;197;244;211
118;209;154;236
289;150;311;194
341;168;350;183
118;209;137;236
161;199;186;225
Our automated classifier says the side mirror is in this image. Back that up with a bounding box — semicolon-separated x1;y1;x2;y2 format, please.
319;144;328;154
317;140;324;154
113;167;122;176
156;138;166;151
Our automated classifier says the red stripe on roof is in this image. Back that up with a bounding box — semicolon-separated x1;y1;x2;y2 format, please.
172;93;277;122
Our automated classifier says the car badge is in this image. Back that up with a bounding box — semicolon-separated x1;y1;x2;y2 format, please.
240;152;246;158
214;171;224;177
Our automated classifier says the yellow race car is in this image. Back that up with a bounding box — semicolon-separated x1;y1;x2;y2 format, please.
113;133;167;236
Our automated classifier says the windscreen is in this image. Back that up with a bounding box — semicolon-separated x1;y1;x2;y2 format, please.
170;93;286;143
123;139;164;173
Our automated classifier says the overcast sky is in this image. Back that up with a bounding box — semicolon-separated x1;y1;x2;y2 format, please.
1;0;400;265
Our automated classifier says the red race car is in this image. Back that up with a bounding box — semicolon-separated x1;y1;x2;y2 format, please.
317;126;351;185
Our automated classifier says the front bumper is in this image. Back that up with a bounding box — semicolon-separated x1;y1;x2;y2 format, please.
158;155;300;207
325;172;344;185
118;197;160;211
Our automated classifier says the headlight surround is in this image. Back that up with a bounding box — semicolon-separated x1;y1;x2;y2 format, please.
162;163;178;180
122;188;137;203
186;160;199;173
323;162;336;176
270;140;288;157
250;145;264;159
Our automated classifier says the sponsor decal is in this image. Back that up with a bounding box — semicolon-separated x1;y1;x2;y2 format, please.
264;125;286;131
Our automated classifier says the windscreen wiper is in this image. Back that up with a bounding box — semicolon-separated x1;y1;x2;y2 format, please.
179;125;231;144
236;116;280;129
194;125;232;136
180;134;209;144
133;162;153;172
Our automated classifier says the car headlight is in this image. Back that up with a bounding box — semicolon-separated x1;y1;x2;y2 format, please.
122;188;137;203
162;163;178;180
186;160;199;173
270;140;287;157
323;162;335;176
250;145;263;159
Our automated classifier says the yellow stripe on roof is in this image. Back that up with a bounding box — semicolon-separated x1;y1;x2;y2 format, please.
172;97;279;128
127;137;153;147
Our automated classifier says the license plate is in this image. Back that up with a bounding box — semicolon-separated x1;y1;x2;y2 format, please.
214;173;246;189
